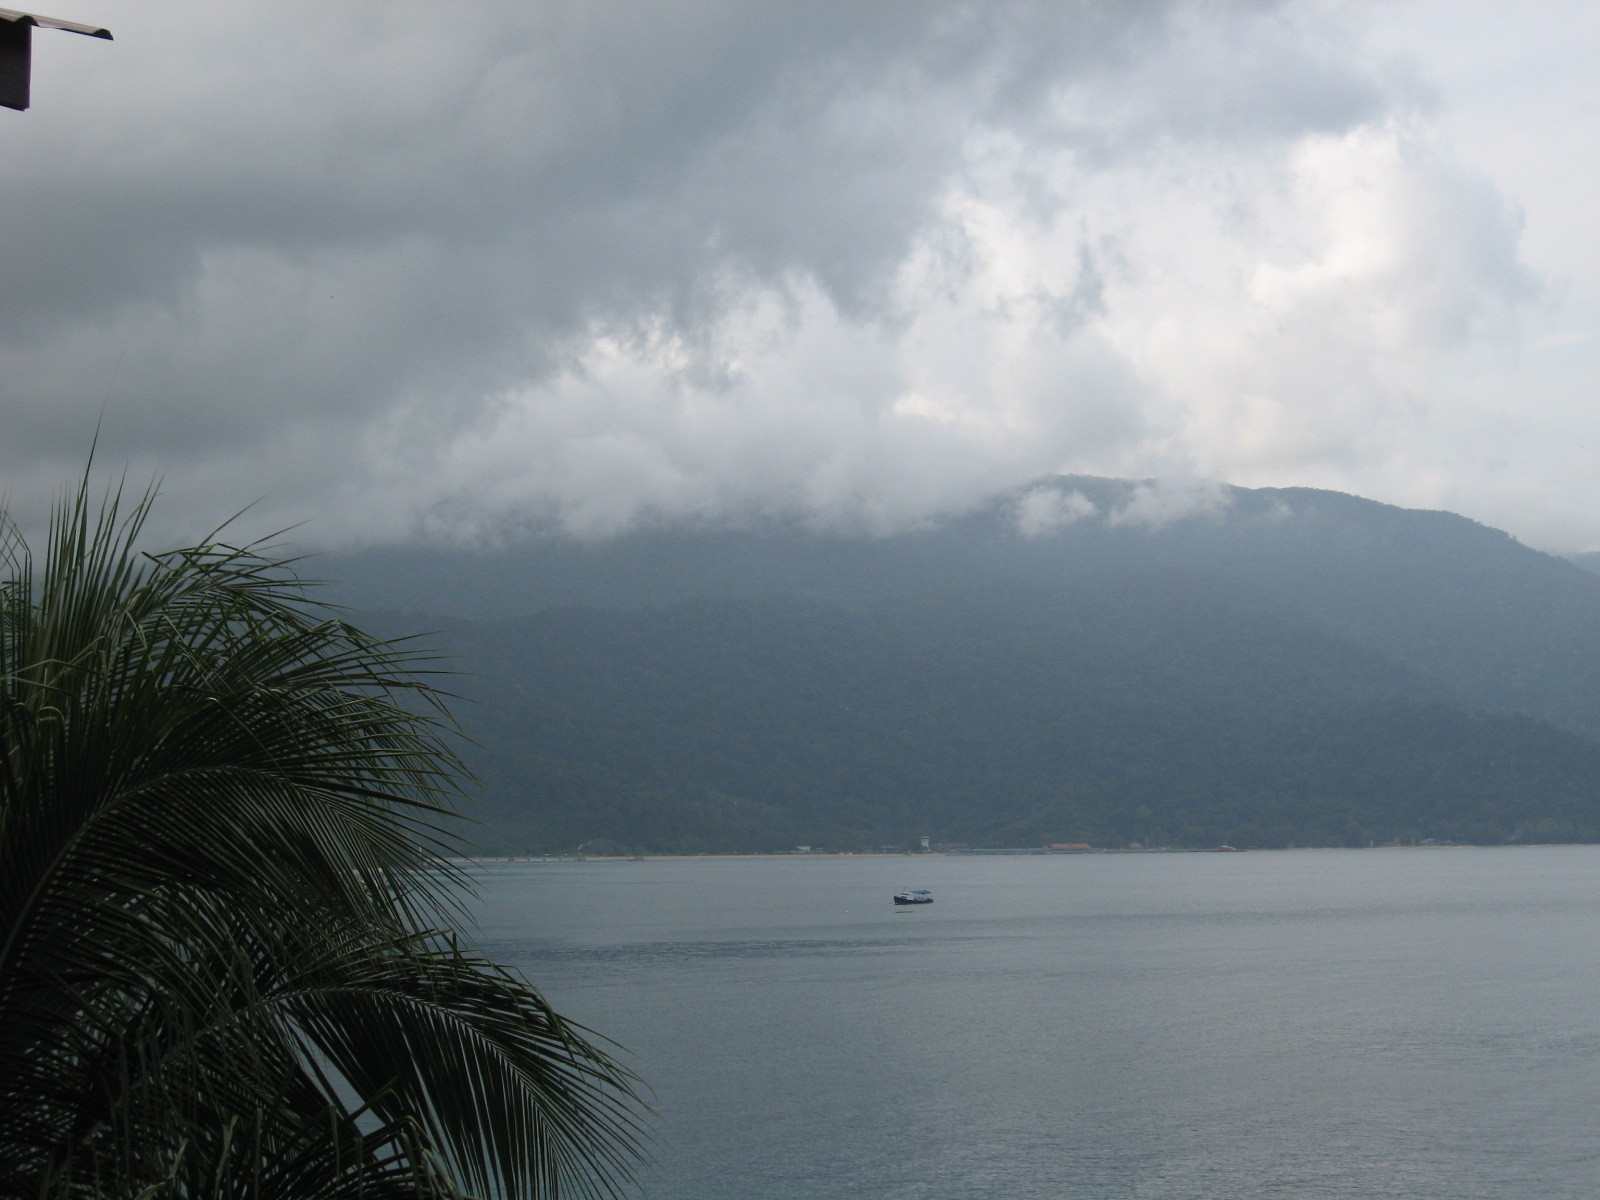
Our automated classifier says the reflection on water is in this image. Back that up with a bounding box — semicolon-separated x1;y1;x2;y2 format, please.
467;848;1600;1200
498;935;927;971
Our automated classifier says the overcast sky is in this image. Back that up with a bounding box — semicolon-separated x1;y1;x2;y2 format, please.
3;1;1597;551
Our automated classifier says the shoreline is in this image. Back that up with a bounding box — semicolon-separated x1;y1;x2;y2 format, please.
446;842;1563;864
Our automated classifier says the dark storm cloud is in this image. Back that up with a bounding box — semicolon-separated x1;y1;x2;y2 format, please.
1;5;1175;478
0;1;1580;547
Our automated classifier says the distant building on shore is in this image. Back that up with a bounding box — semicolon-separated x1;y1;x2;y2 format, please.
1048;843;1093;852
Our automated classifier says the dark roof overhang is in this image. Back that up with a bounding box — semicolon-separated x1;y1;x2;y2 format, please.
0;8;112;111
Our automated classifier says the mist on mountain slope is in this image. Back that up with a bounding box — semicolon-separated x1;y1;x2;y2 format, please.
333;480;1600;852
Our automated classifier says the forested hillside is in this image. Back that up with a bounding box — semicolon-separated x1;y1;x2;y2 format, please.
332;479;1600;853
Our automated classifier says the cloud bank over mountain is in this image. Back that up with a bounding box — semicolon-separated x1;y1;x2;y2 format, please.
2;2;1595;548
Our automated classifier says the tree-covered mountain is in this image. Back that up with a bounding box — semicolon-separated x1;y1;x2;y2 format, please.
1567;550;1600;576
327;479;1600;852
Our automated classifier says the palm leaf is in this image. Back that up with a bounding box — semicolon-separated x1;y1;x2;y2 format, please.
0;477;647;1198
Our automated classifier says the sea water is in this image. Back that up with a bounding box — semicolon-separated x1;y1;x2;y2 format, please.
468;847;1600;1199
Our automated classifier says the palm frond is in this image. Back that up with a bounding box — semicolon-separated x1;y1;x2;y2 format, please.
0;477;647;1198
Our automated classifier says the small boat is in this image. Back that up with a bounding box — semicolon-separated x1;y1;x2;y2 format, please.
893;889;933;905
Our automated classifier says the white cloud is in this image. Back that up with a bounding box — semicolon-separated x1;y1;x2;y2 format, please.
1013;486;1097;538
1107;480;1234;530
0;1;1593;549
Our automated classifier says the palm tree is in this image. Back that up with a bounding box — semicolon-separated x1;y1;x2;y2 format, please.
0;478;645;1199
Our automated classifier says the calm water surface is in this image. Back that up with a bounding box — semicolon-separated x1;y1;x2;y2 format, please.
468;847;1600;1199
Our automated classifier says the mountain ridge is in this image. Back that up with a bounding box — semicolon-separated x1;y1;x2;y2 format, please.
325;479;1600;853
